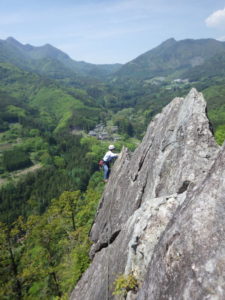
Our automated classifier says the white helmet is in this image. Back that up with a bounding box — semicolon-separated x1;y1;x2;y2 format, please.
108;144;115;150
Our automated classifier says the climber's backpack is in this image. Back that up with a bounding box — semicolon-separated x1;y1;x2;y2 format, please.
98;160;104;167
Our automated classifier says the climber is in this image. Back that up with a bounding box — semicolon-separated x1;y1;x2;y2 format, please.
102;144;118;183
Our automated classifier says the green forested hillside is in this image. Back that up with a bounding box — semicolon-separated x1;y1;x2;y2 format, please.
0;66;117;298
0;62;102;131
182;52;225;81
105;39;225;143
1;37;225;300
114;38;225;80
0;37;122;81
0;172;105;299
0;55;135;298
0;60;109;220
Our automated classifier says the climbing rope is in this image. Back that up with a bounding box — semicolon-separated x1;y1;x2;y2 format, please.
106;193;113;300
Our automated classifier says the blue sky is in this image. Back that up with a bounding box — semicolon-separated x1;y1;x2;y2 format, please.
1;0;225;64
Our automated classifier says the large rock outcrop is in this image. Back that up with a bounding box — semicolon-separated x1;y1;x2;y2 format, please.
70;88;223;300
137;141;225;300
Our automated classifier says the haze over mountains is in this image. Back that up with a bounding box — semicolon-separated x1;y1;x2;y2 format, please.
2;36;225;83
0;37;122;81
116;38;225;80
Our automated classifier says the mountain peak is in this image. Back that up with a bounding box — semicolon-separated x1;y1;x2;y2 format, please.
6;36;17;42
6;37;23;47
43;43;55;49
36;43;71;60
115;38;225;80
160;37;176;46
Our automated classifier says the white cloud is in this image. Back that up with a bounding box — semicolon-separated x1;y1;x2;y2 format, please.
205;7;225;28
216;35;225;41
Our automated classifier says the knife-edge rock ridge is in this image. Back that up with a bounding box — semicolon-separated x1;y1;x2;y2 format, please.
70;88;223;300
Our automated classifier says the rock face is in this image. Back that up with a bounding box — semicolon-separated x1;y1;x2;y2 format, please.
137;142;225;300
70;88;223;300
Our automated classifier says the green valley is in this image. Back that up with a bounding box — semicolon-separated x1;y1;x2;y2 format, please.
0;36;225;299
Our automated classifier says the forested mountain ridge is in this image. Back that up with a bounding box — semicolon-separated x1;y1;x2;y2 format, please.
106;38;225;144
182;51;225;81
0;37;122;81
3;36;225;84
113;38;225;81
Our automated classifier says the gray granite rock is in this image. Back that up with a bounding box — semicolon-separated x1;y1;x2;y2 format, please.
90;88;218;256
71;192;186;300
70;89;221;300
137;142;225;300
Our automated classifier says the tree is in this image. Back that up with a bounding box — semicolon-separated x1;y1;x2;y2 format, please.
50;190;82;231
0;217;25;300
3;149;32;172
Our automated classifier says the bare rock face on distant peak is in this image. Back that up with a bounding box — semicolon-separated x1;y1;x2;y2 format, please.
70;88;223;300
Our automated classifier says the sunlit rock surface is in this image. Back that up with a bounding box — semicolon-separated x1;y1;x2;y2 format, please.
70;89;222;300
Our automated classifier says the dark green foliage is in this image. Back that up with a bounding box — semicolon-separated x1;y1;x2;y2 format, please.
0;172;104;299
0;62;103;136
0;217;25;300
182;52;225;82
3;149;32;171
0;134;104;224
115;117;134;137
